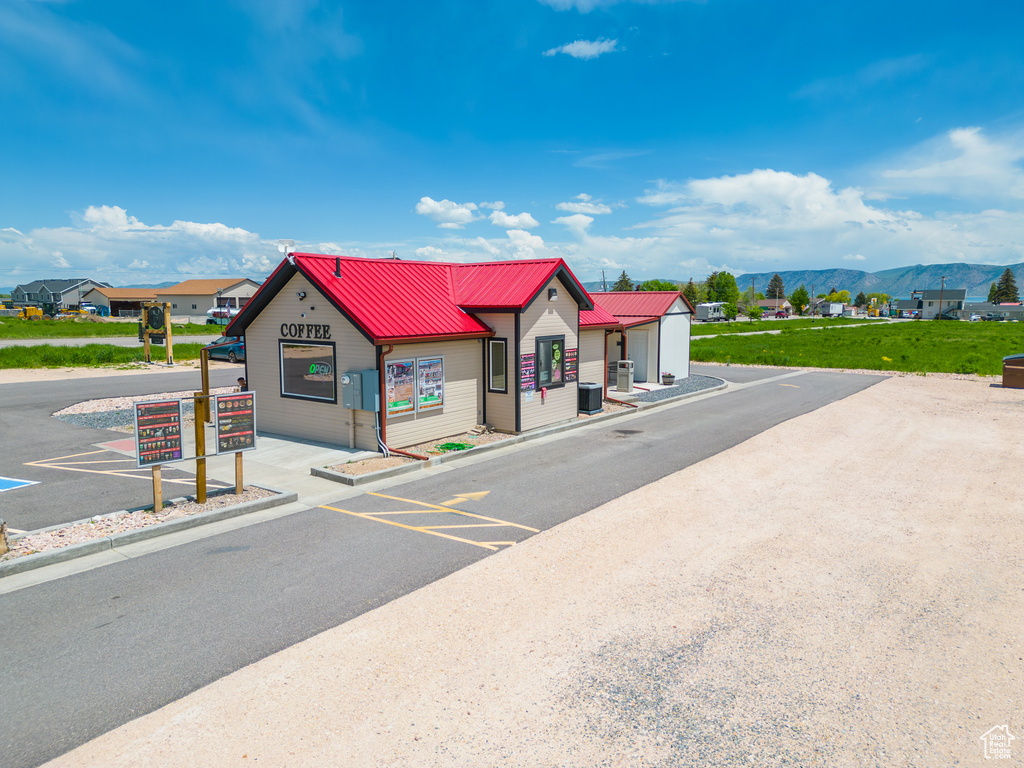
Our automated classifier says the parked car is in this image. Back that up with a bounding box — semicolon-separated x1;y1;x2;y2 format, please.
775;310;788;318
206;336;245;363
970;314;982;321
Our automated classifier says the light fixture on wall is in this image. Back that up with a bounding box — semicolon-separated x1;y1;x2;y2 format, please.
296;291;306;300
548;288;558;301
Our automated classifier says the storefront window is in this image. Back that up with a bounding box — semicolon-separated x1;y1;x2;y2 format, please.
280;341;336;402
536;335;565;388
489;338;507;393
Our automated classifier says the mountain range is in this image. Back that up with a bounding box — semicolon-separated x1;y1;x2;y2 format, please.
584;262;1024;299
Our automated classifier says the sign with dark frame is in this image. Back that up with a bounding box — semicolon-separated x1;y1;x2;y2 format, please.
215;391;257;454
134;399;184;467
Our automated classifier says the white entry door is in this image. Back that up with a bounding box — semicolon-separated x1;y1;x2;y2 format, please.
628;330;648;382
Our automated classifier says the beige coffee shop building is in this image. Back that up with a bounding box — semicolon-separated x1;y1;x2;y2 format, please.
225;253;622;452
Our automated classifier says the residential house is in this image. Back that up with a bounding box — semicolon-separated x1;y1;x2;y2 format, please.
155;278;261;319
11;278;111;310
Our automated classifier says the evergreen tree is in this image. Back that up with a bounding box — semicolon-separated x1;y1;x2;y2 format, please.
789;285;810;315
766;273;785;300
994;268;1020;303
854;291;867;308
704;271;720;301
611;270;633;291
988;282;999;303
682;278;700;307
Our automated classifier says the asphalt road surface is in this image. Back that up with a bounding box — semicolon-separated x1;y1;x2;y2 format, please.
0;368;244;530
0;367;885;768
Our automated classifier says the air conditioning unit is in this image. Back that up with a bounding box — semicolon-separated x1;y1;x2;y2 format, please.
578;382;602;414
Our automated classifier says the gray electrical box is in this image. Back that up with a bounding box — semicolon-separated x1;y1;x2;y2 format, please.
341;369;380;411
359;369;380;412
341;371;363;410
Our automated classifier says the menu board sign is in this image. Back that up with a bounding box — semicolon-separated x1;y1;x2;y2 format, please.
565;347;578;382
417;357;444;410
520;352;536;391
386;359;416;415
215;392;257;454
134;399;183;467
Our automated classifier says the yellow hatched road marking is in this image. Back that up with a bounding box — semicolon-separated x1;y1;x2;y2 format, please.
421;523;510;530
26;449;108;463
368;492;538;532
778;383;800;388
321;505;501;551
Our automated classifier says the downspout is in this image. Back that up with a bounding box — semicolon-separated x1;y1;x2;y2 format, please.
604;328;638;408
377;344;429;461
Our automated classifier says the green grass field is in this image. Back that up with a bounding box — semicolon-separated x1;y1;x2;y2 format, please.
0;317;213;339
691;320;1024;375
691;316;874;336
0;342;208;369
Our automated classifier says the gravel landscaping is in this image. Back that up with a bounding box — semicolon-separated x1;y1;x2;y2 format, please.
53;387;236;432
0;487;276;563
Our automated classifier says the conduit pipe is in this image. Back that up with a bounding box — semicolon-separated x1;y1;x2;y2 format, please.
377;344;430;461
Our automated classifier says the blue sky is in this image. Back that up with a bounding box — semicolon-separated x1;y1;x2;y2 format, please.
2;0;1024;287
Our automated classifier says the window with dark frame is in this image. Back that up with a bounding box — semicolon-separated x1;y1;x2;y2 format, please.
535;335;565;389
488;338;507;393
279;340;337;402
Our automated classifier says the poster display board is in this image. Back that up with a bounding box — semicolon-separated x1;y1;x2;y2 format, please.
386;359;416;415
565;347;578;382
417;357;444;410
215;391;257;454
134;399;183;467
520;352;536;391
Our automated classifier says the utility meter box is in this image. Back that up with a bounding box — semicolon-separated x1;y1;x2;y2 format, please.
340;371;363;410
341;370;381;411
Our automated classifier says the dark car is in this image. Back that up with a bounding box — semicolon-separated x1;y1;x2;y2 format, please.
206;336;245;363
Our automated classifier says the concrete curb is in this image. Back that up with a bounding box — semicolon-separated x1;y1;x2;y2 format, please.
0;486;297;579
313;378;728;487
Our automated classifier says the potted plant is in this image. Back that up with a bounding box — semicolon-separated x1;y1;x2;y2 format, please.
661;372;675;385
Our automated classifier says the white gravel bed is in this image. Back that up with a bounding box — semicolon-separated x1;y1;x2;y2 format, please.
1;486;274;563
54;386;236;416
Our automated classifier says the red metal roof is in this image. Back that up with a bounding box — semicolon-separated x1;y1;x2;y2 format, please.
590;291;687;319
230;253;600;343
580;303;621;328
295;254;492;343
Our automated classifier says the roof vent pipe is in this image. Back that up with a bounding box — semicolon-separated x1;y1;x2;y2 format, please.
335;257;342;278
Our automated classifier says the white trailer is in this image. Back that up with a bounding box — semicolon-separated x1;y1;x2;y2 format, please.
695;302;726;322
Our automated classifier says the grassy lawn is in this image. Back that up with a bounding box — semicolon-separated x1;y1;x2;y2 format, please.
691;316;875;336
0;317;214;339
691;320;1024;375
0;342;208;369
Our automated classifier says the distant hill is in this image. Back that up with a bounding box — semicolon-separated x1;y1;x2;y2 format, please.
736;263;1024;299
580;263;1024;299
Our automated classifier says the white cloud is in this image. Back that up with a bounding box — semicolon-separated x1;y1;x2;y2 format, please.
490;210;540;228
543;38;619;60
794;55;931;101
575;193;593;201
415;246;447;259
506;229;546;260
631;162;1024;275
878;127;1024;200
479;201;505;210
553;214;595;236
0;206;281;285
557;200;613;215
414;196;480;229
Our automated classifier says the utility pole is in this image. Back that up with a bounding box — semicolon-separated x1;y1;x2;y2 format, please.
602;269;607;292
750;277;755;322
811;284;816;320
937;275;945;320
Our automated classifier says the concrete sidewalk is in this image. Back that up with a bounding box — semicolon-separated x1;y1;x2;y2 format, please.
42;374;1024;768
